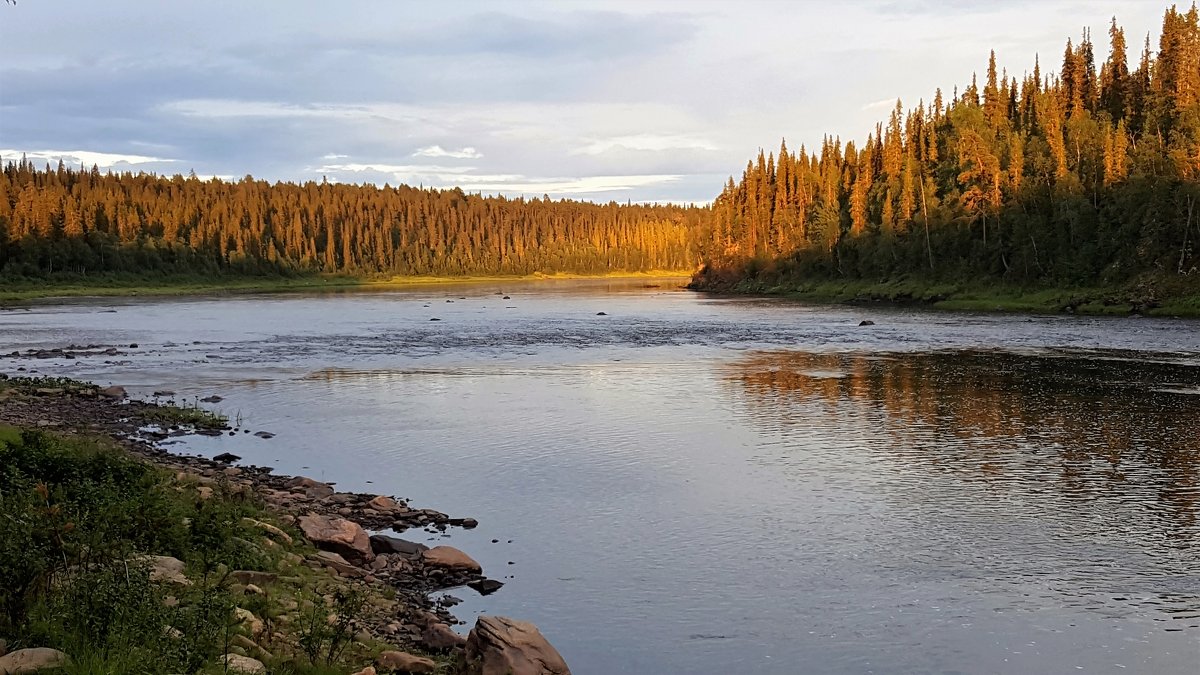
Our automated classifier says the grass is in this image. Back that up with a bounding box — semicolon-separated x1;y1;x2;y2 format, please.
0;270;691;304
0;427;449;674
711;277;1200;318
141;402;229;430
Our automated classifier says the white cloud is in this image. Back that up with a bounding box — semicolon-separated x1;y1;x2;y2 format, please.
322;153;349;160
861;98;898;111
574;134;718;156
413;145;482;159
317;161;679;196
0;148;176;169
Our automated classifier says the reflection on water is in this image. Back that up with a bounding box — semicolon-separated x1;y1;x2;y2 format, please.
724;349;1200;628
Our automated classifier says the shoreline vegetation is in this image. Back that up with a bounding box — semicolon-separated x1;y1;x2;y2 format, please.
0;271;691;304
0;375;571;674
686;275;1200;317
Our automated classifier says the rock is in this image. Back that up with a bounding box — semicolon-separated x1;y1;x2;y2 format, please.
465;616;571;675
97;385;126;399
196;486;214;500
422;622;467;651
369;534;428;557
147;555;190;585
213;452;241;463
460;517;479;529
219;654;266;674
243;584;264;595
253;431;275;439
351;668;377;675
376;650;436;673
858;320;875;326
467;578;505;596
368;495;399;511
128;343;138;348
0;638;5;656
230;570;278;586
243;518;293;545
422;546;481;573
0;648;69;673
298;513;374;564
596;312;607;316
311;551;367;578
200;395;223;403
233;608;265;637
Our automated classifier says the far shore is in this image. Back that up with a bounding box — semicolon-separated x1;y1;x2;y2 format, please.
0;270;693;304
686;277;1200;318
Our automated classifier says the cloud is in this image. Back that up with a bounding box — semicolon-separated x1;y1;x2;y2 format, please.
861;98;898;111
0;148;175;169
316;161;679;196
573;134;718;156
413;145;482;159
322;153;349;160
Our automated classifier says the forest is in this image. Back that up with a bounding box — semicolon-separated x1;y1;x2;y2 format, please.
0;163;701;280
691;5;1200;302
2;5;1198;305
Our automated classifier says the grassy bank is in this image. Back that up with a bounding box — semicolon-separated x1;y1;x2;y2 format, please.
0;424;449;674
695;277;1200;318
0;270;691;304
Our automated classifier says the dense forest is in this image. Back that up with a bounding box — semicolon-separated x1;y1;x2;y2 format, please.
3;5;1198;301
0;163;701;279
692;5;1200;297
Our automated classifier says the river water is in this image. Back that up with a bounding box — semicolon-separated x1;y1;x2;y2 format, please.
2;279;1199;674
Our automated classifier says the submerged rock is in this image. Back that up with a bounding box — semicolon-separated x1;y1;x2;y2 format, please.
467;578;505;595
213;452;241;463
858;320;875;326
464;616;570;675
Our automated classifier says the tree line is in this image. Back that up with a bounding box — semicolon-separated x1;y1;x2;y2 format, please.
693;4;1200;294
0;163;702;279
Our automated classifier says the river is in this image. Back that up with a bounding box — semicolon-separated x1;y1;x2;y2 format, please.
2;279;1198;674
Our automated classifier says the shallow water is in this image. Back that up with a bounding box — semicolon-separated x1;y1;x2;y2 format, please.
2;279;1199;674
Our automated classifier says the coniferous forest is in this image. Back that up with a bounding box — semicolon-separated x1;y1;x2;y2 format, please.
2;5;1198;306
692;5;1200;301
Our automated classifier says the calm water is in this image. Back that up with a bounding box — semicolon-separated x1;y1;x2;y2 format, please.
2;280;1199;674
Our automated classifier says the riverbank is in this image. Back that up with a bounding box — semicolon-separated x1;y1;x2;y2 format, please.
0;376;570;674
0;271;690;304
687;276;1200;318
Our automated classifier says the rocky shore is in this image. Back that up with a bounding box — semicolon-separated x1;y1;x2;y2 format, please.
0;375;570;675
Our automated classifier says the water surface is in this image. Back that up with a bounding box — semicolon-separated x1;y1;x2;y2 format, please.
2;280;1198;674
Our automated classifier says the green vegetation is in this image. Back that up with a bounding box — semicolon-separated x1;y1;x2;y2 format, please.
692;5;1200;309
0;429;444;674
719;277;1200;316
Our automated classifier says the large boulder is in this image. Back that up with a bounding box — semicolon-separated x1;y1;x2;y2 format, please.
370;534;428;557
297;513;373;564
376;650;436;673
465;616;570;675
0;648;69;673
421;546;481;573
421;622;467;651
147;555;190;585
97;385;127;399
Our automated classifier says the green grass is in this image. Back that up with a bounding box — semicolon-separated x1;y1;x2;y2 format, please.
141;402;228;430
710;277;1200;318
0;427;449;674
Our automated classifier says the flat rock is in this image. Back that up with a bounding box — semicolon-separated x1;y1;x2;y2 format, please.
242;517;293;544
97;385;126;399
376;650;436;673
465;616;571;675
213;452;241;463
422;622;467;651
370;534;428;557
219;654;266;674
422;545;481;573
311;550;367;578
368;495;399;511
298;513;373;564
230;570;278;586
0;648;69;673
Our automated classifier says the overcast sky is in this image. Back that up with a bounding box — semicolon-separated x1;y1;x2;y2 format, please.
0;1;1171;204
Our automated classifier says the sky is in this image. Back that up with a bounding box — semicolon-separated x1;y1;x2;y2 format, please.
0;0;1173;204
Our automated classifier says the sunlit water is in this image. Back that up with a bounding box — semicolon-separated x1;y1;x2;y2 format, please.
2;279;1198;674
